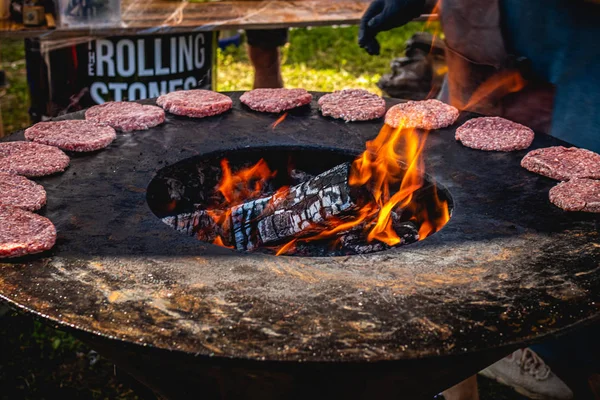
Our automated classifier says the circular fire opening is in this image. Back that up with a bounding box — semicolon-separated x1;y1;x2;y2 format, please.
147;146;453;257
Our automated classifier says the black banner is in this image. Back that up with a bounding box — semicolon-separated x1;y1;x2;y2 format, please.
26;32;216;121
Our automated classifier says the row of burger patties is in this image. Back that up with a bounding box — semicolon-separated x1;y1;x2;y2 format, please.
2;88;599;259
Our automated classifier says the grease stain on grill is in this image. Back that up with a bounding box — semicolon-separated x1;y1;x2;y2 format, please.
147;147;452;257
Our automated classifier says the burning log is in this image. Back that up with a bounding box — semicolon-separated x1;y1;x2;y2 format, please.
233;162;370;250
281;219;419;257
163;162;372;251
162;210;229;243
289;169;314;185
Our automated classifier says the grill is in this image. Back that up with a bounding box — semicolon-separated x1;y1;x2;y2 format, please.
1;92;599;399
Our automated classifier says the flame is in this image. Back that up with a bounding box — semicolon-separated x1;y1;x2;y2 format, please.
216;158;276;205
275;239;297;256
349;121;432;246
460;70;526;112
411;185;450;240
424;1;441;30
213;235;234;249
206;120;450;255
271;112;288;130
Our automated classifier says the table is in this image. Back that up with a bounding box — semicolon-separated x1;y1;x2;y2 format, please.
0;0;435;39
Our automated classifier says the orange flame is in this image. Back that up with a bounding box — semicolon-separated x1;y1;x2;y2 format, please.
275;239;297;256
349;122;431;245
271;112;288;130
424;1;441;30
409;185;450;240
213;235;234;249
460;70;526;112
217;158;276;206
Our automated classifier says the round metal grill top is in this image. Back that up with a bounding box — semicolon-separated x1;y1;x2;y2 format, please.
0;92;599;363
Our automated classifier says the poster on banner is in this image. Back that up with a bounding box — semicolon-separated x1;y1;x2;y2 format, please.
26;32;216;121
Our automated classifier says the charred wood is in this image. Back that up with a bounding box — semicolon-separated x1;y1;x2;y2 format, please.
289;169;314;185
164;162;380;252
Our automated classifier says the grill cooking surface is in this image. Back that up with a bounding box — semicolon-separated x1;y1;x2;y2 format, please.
0;92;599;363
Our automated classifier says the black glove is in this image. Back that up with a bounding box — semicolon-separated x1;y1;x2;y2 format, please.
359;0;426;55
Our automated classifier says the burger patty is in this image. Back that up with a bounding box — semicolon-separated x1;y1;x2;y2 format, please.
240;88;313;113
0;205;56;258
0;173;47;211
318;89;386;122
455;117;534;151
157;90;233;118
0;141;70;177
25;120;116;152
521;146;600;181
385;99;459;130
549;178;600;213
85;102;165;132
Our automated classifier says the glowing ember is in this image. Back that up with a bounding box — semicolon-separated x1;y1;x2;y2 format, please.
271;112;289;130
213;235;233;249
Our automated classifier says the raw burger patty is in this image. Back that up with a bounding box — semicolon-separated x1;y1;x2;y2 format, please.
455;117;534;151
549;178;600;212
85;102;165;132
0;173;46;211
318;89;386;121
0;141;70;177
240;88;313;113
385;99;459;129
25;120;116;152
157;90;232;118
0;205;56;258
521;146;600;181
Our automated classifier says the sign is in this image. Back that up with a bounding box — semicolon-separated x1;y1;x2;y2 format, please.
26;32;216;121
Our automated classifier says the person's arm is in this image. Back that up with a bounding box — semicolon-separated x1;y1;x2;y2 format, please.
358;0;433;55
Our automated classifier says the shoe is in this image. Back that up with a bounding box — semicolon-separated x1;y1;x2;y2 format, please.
479;348;573;400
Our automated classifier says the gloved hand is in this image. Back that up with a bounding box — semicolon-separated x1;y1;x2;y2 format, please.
359;0;426;55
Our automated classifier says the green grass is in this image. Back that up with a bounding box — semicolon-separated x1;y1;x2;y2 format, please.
0;39;30;135
217;23;436;93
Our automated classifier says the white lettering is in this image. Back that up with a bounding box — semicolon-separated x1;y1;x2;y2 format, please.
194;34;205;69
154;38;169;75
170;36;177;74
169;79;183;92
96;40;115;77
108;82;128;101
90;82;108;104
128;82;147;100
88;52;95;76
184;76;197;90
116;39;136;77
179;36;193;73
137;39;153;77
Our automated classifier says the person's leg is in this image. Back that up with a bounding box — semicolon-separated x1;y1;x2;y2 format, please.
245;29;288;89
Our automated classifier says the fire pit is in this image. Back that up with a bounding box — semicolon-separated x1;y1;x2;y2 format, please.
1;92;599;399
147;146;452;257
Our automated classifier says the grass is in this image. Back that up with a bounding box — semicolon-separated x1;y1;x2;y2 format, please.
0;39;30;134
218;23;436;93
